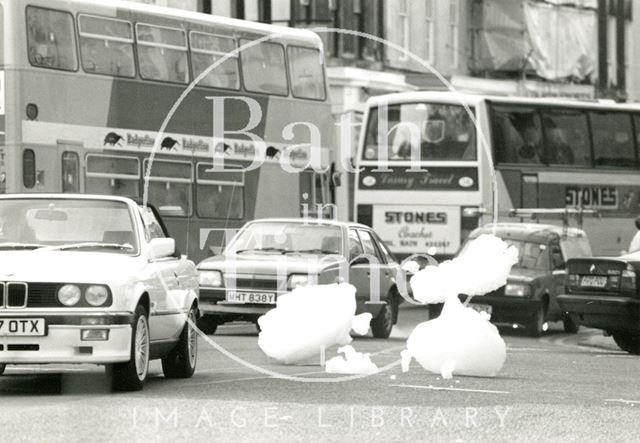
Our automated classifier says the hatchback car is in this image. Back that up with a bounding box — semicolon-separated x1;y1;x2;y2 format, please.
0;195;199;391
445;223;592;336
196;218;408;338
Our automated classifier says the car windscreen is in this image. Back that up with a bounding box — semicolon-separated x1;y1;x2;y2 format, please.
462;235;548;271
226;222;342;255
0;198;138;253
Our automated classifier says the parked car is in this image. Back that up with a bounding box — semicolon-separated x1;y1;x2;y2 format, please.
0;194;199;391
196;218;409;338
432;223;592;336
558;253;640;354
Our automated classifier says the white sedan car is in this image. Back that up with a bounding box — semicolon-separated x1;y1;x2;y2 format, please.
0;194;199;391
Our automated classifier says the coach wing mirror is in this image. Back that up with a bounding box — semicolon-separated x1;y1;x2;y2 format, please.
148;238;175;260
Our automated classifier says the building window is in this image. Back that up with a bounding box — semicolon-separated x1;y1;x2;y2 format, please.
449;0;459;68
425;0;435;63
399;0;409;59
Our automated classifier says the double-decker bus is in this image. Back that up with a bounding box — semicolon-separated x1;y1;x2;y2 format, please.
0;0;334;262
354;91;640;258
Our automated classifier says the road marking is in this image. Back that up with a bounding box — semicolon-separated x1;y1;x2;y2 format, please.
605;399;640;405
593;353;633;358
389;383;510;395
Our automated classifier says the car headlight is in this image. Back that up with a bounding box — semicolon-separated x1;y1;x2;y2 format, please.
58;284;81;306
198;270;223;287
288;274;310;289
85;285;109;306
504;283;531;297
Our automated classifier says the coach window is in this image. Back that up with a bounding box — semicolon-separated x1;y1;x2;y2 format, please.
288;46;326;100
240;39;288;96
490;105;544;165
23;149;36;189
136;23;188;84
85;154;140;197
61;151;79;192
196;163;244;219
540;108;590;166
143;159;192;217
189;31;239;90
26;6;78;71
78;15;135;78
590;111;636;168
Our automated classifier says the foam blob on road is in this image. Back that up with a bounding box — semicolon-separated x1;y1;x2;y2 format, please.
258;283;370;364
403;234;516;378
410;234;518;304
402;296;506;379
325;345;379;375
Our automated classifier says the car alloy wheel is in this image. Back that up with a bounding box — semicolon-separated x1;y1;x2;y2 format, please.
134;315;150;380
187;309;197;369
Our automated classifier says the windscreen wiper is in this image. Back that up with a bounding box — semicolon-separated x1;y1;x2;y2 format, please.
39;242;134;251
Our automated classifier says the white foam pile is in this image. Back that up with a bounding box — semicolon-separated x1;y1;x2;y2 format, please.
402;234;517;378
258;283;372;364
325;345;379;375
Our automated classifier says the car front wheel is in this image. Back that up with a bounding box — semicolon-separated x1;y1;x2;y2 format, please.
162;304;198;378
563;315;579;334
110;304;150;392
612;332;640;354
371;298;396;339
526;304;545;337
196;315;218;335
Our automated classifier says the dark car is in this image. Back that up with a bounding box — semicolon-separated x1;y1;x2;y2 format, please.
557;253;640;353
196;218;409;338
440;223;592;336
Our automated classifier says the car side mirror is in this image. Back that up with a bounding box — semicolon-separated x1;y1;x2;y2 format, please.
148;237;175;260
349;256;369;267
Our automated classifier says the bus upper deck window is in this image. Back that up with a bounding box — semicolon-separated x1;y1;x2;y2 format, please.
136;23;188;84
26;7;78;71
288;46;326;100
240;39;288;96
79;15;135;78
189;31;239;90
23;150;36;189
61;151;79;193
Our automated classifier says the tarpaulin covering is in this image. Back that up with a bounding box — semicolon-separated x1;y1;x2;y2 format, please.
474;0;597;81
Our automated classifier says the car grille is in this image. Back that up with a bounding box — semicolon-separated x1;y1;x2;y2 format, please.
232;278;283;292
0;282;73;308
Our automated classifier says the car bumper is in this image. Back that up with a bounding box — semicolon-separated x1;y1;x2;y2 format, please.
557;294;640;333
428;296;541;324
0;312;133;364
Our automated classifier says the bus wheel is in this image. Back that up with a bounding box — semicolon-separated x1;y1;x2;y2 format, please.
563;315;579;334
371;299;395;339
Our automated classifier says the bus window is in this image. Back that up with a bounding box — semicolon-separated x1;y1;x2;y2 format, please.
540;108;590;166
240;39;288;96
590;111;636;168
23;149;36;189
136;23;188;83
196;163;244;219
143;159;192;217
85;154;140;197
78;15;135;78
288;46;326;100
490;105;544;165
363;103;476;161
26;7;78;71
189;31;239;90
61;151;79;192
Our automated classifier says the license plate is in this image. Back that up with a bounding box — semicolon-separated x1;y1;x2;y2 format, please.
469;303;492;318
0;318;46;336
226;291;276;304
581;275;607;288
